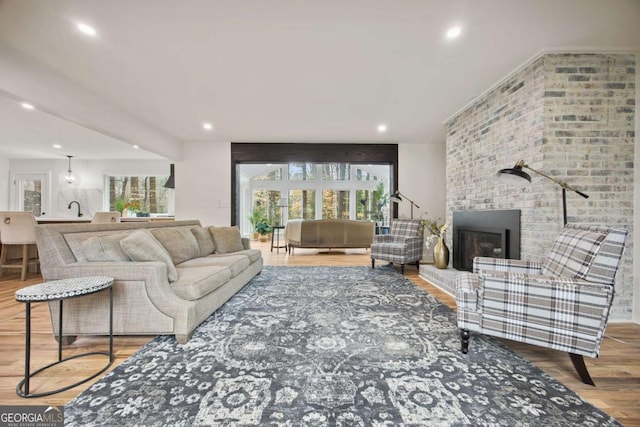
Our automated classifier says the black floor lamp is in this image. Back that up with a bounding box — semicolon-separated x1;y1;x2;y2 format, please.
497;160;589;225
390;191;420;220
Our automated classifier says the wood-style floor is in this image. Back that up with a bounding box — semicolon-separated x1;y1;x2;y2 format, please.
1;241;638;425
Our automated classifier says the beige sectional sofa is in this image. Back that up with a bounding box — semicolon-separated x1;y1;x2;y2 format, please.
35;220;262;344
285;219;374;254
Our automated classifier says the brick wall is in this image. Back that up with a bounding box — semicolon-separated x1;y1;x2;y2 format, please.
446;53;635;320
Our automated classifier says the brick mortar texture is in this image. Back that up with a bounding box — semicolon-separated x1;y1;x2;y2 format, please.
446;53;635;320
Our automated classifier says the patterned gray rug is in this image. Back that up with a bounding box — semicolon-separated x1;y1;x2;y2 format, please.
65;266;620;426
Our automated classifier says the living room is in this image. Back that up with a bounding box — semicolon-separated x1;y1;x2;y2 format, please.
0;1;639;425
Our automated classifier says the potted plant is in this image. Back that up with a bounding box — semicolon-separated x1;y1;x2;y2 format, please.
255;220;271;242
248;207;262;240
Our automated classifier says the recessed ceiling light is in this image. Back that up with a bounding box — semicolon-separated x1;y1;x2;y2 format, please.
202;122;213;131
133;145;139;149
377;124;388;133
446;26;462;39
77;23;97;37
53;144;62;149
21;102;35;110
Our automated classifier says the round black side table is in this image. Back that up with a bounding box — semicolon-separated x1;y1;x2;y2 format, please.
15;276;114;398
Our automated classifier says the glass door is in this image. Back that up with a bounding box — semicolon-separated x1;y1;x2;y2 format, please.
11;173;50;216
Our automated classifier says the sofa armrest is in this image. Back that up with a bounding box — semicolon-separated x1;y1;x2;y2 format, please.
473;257;542;274
477;270;614;356
41;261;191;313
242;237;251;250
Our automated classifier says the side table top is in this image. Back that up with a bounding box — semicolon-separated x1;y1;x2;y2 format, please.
15;276;114;302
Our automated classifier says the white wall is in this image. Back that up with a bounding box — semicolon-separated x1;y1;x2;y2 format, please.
0;157;9;210
9;158;170;217
178;141;447;227
177;141;232;226
397;142;446;222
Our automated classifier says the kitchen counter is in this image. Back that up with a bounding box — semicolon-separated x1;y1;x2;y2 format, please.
36;217;92;224
36;216;175;224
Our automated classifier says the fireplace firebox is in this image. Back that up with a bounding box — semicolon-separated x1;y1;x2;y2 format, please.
452;210;520;272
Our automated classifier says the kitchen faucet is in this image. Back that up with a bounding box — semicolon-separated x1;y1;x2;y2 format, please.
68;200;83;217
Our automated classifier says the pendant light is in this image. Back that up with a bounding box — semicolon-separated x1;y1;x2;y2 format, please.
64;155;78;184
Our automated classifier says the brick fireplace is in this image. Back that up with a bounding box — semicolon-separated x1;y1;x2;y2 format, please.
419;52;634;320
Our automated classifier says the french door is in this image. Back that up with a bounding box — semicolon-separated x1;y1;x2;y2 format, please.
10;173;50;216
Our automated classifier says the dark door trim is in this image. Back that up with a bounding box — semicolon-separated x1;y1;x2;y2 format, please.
230;143;399;225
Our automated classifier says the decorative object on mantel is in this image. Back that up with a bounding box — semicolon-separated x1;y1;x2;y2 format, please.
420;213;449;267
497;159;589;225
390;190;420;219
432;222;450;269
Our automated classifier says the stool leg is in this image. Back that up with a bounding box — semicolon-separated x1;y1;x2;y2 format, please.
21;244;28;281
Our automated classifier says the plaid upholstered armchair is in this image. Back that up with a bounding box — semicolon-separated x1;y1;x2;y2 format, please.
370;219;422;274
456;223;628;385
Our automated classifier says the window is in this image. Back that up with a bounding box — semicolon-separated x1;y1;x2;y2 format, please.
254;168;282;181
322;164;350;181
289;163;316;180
107;175;170;214
252;189;282;223
288;189;316;220
322;190;349;219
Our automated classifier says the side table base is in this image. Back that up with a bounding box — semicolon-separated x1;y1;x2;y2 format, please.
16;352;113;398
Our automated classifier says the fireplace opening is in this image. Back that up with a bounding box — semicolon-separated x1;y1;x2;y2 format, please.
453;227;508;272
452;210;520;272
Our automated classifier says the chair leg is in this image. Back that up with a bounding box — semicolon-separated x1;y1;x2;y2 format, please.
415;260;420;269
371;259;375;269
400;263;405;274
460;329;470;354
569;353;595;386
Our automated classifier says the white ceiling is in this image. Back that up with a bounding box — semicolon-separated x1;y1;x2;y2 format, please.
0;0;638;160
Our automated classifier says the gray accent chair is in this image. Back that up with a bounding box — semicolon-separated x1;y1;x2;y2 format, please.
456;223;628;385
370;219;422;274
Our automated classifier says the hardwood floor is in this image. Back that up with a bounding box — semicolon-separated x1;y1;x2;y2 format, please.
1;241;638;425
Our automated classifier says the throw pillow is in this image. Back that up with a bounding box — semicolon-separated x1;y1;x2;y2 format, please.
120;229;178;282
191;226;216;256
541;227;606;279
151;227;200;265
82;233;130;262
209;226;244;254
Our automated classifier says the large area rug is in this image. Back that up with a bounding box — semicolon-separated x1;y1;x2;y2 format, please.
65;266;620;426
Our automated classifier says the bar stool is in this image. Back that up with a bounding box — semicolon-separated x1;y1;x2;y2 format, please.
0;211;40;281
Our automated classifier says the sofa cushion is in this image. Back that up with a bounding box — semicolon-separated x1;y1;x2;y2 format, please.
81;233;130;262
171;266;231;300
541;227;606;279
120;229;178;282
211;249;262;264
191;226;216;256
151;227;200;265
177;254;251;277
209;226;244;254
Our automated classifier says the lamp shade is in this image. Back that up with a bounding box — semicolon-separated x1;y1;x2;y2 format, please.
389;191;402;204
497;162;531;186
